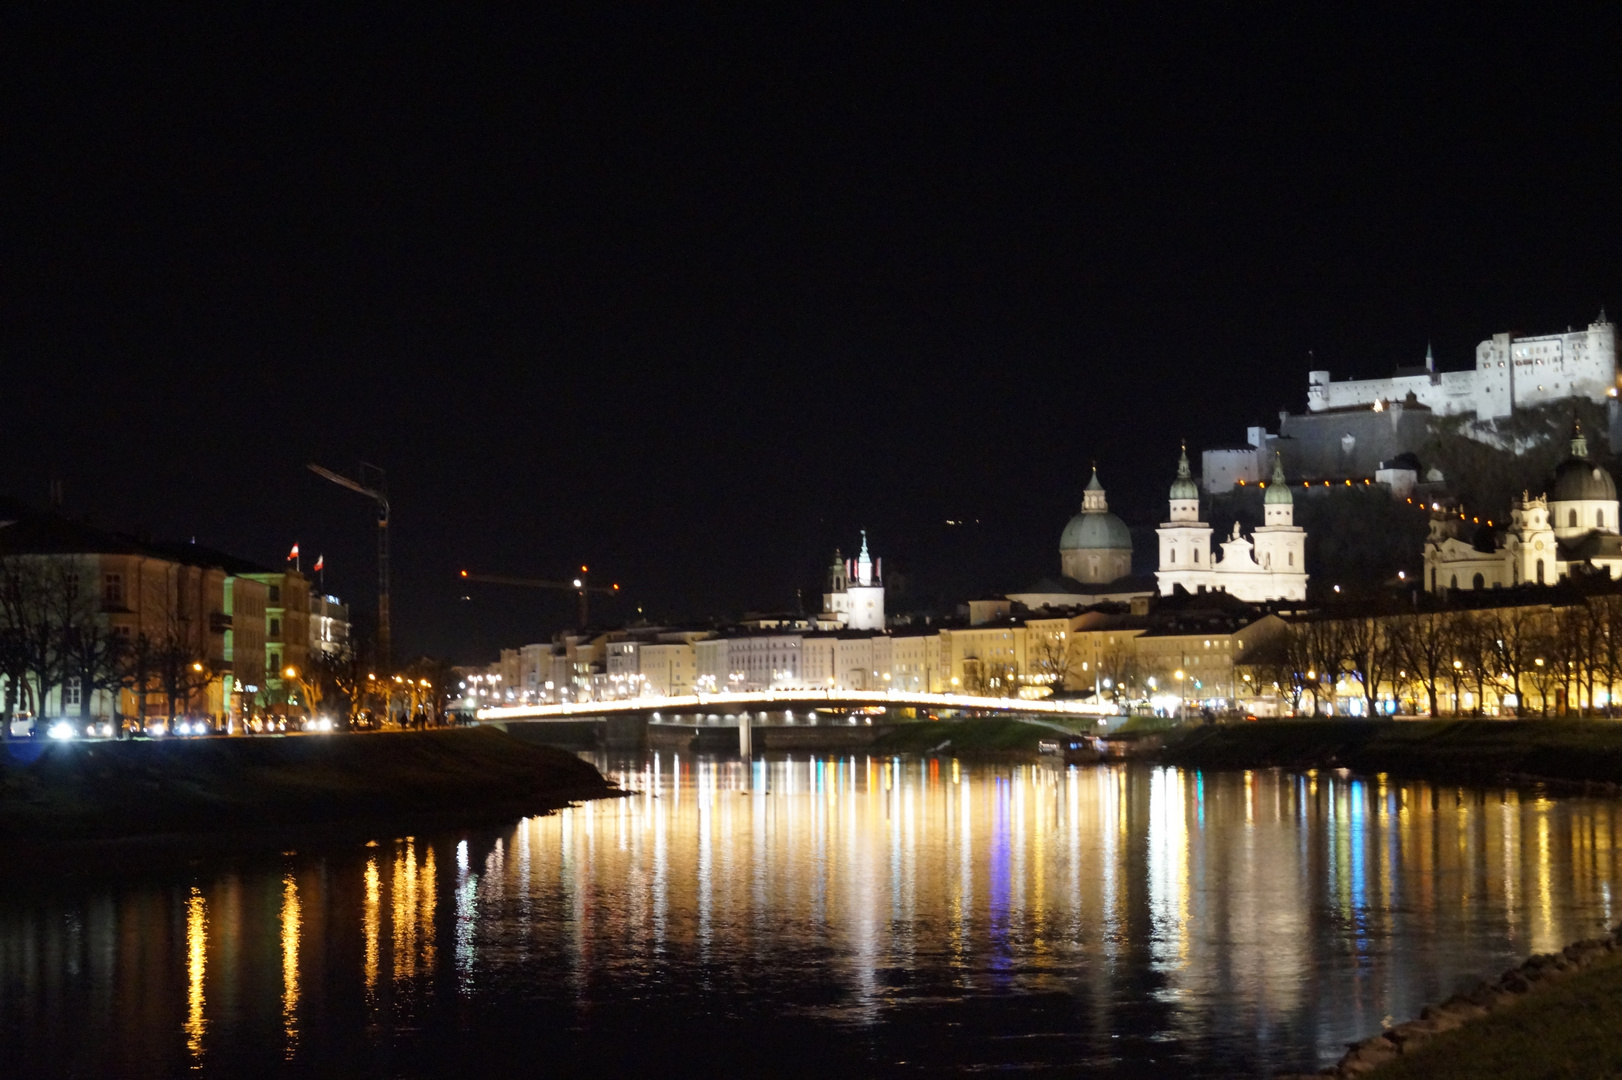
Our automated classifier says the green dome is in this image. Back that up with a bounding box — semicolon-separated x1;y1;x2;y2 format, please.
1263;454;1293;504
1169;444;1200;501
1061;509;1131;551
1551;420;1617;502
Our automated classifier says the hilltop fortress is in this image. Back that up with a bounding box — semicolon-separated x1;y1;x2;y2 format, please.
1307;315;1616;419
1203;312;1621;493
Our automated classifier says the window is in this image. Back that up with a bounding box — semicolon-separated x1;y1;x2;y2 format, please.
268;585;281;603
1170;550;1176;563
1288;552;1294;566
1450;574;1458;589
1570;509;1578;528
269;652;281;672
1536;560;1545;584
1193;549;1200;564
102;573;123;606
62;678;80;708
1601;510;1606;529
269;617;282;638
1473;573;1485;589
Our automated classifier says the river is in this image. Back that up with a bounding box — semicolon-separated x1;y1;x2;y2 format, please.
3;754;1620;1077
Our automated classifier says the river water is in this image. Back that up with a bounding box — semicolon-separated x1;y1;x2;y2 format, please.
3;754;1621;1078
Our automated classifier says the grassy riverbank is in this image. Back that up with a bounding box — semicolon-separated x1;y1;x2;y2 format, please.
1367;951;1622;1079
0;727;614;847
1162;719;1622;787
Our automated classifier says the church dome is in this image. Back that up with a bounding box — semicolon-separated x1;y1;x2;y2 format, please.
1550;421;1616;502
1263;454;1293;504
1061;509;1131;551
1169;444;1200;502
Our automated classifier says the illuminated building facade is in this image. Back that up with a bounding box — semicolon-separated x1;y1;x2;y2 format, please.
1157;448;1308;603
1424;420;1622;591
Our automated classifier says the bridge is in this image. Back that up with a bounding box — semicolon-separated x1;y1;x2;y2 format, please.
478;690;1117;754
477;689;1115;723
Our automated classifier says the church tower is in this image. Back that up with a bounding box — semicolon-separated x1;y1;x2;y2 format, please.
1250;454;1308;599
1156;444;1214;595
843;531;886;630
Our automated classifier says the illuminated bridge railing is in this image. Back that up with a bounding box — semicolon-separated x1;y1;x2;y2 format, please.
477;690;1116;722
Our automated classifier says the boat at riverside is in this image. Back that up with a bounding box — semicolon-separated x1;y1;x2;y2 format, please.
3;753;1621;1078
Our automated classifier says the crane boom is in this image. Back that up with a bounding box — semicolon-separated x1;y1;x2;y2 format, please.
459;569;620;628
309;461;391;664
308;462;383;501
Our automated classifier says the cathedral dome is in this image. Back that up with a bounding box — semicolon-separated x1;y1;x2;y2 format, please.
1060;509;1131;551
1169;445;1200;502
1061;467;1131;551
1550;421;1616;503
1263;454;1293;504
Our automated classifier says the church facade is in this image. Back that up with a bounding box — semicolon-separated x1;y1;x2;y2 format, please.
1423;421;1622;591
1156;447;1308;602
823;531;885;630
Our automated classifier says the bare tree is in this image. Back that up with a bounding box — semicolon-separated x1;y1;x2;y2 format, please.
1028;633;1081;694
1388;610;1451;717
1095;643;1140;706
1336;613;1400;718
1482;605;1544;717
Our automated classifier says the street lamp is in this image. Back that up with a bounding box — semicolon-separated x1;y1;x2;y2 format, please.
1175;669;1186;718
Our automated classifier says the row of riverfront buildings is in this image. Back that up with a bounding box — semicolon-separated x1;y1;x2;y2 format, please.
466;310;1622;716
0;498;350;729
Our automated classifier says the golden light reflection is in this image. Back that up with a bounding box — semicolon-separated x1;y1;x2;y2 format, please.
183;885;206;1067
14;758;1622;1076
363;857;380;992
393;841;418;981
280;871;300;1059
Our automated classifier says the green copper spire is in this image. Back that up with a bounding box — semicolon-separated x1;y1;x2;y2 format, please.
1571;416;1589;460
1264;453;1293;504
1169;442;1200;502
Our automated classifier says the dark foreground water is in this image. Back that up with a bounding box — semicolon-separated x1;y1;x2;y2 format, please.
4;755;1622;1078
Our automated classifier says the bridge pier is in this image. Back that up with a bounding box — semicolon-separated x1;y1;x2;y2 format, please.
738;710;751;758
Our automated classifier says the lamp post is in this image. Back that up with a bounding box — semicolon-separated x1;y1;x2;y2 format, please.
1175;669;1186;719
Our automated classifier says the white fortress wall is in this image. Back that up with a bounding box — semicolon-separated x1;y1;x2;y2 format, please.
1307;319;1616;420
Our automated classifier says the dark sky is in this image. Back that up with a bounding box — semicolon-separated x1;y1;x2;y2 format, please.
5;8;1622;660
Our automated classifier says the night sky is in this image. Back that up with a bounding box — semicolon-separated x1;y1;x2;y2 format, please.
6;8;1622;661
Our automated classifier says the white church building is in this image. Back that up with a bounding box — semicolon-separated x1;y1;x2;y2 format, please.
1157;447;1309;602
1307;313;1617;419
1423;420;1622;591
823;531;885;630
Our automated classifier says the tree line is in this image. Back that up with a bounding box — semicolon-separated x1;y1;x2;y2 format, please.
1250;594;1622;718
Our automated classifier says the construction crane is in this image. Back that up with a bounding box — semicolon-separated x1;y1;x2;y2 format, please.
459;566;620;629
308;462;391;664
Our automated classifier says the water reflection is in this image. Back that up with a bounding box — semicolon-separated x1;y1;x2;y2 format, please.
1;760;1621;1078
184;886;206;1067
280;871;299;1058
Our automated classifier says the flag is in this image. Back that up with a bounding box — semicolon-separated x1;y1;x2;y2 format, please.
288;543;299;562
313;554;324;573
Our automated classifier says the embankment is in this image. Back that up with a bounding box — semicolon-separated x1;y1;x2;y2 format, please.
0;727;614;850
1281;927;1622;1079
1161;719;1622;788
868;718;1065;756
